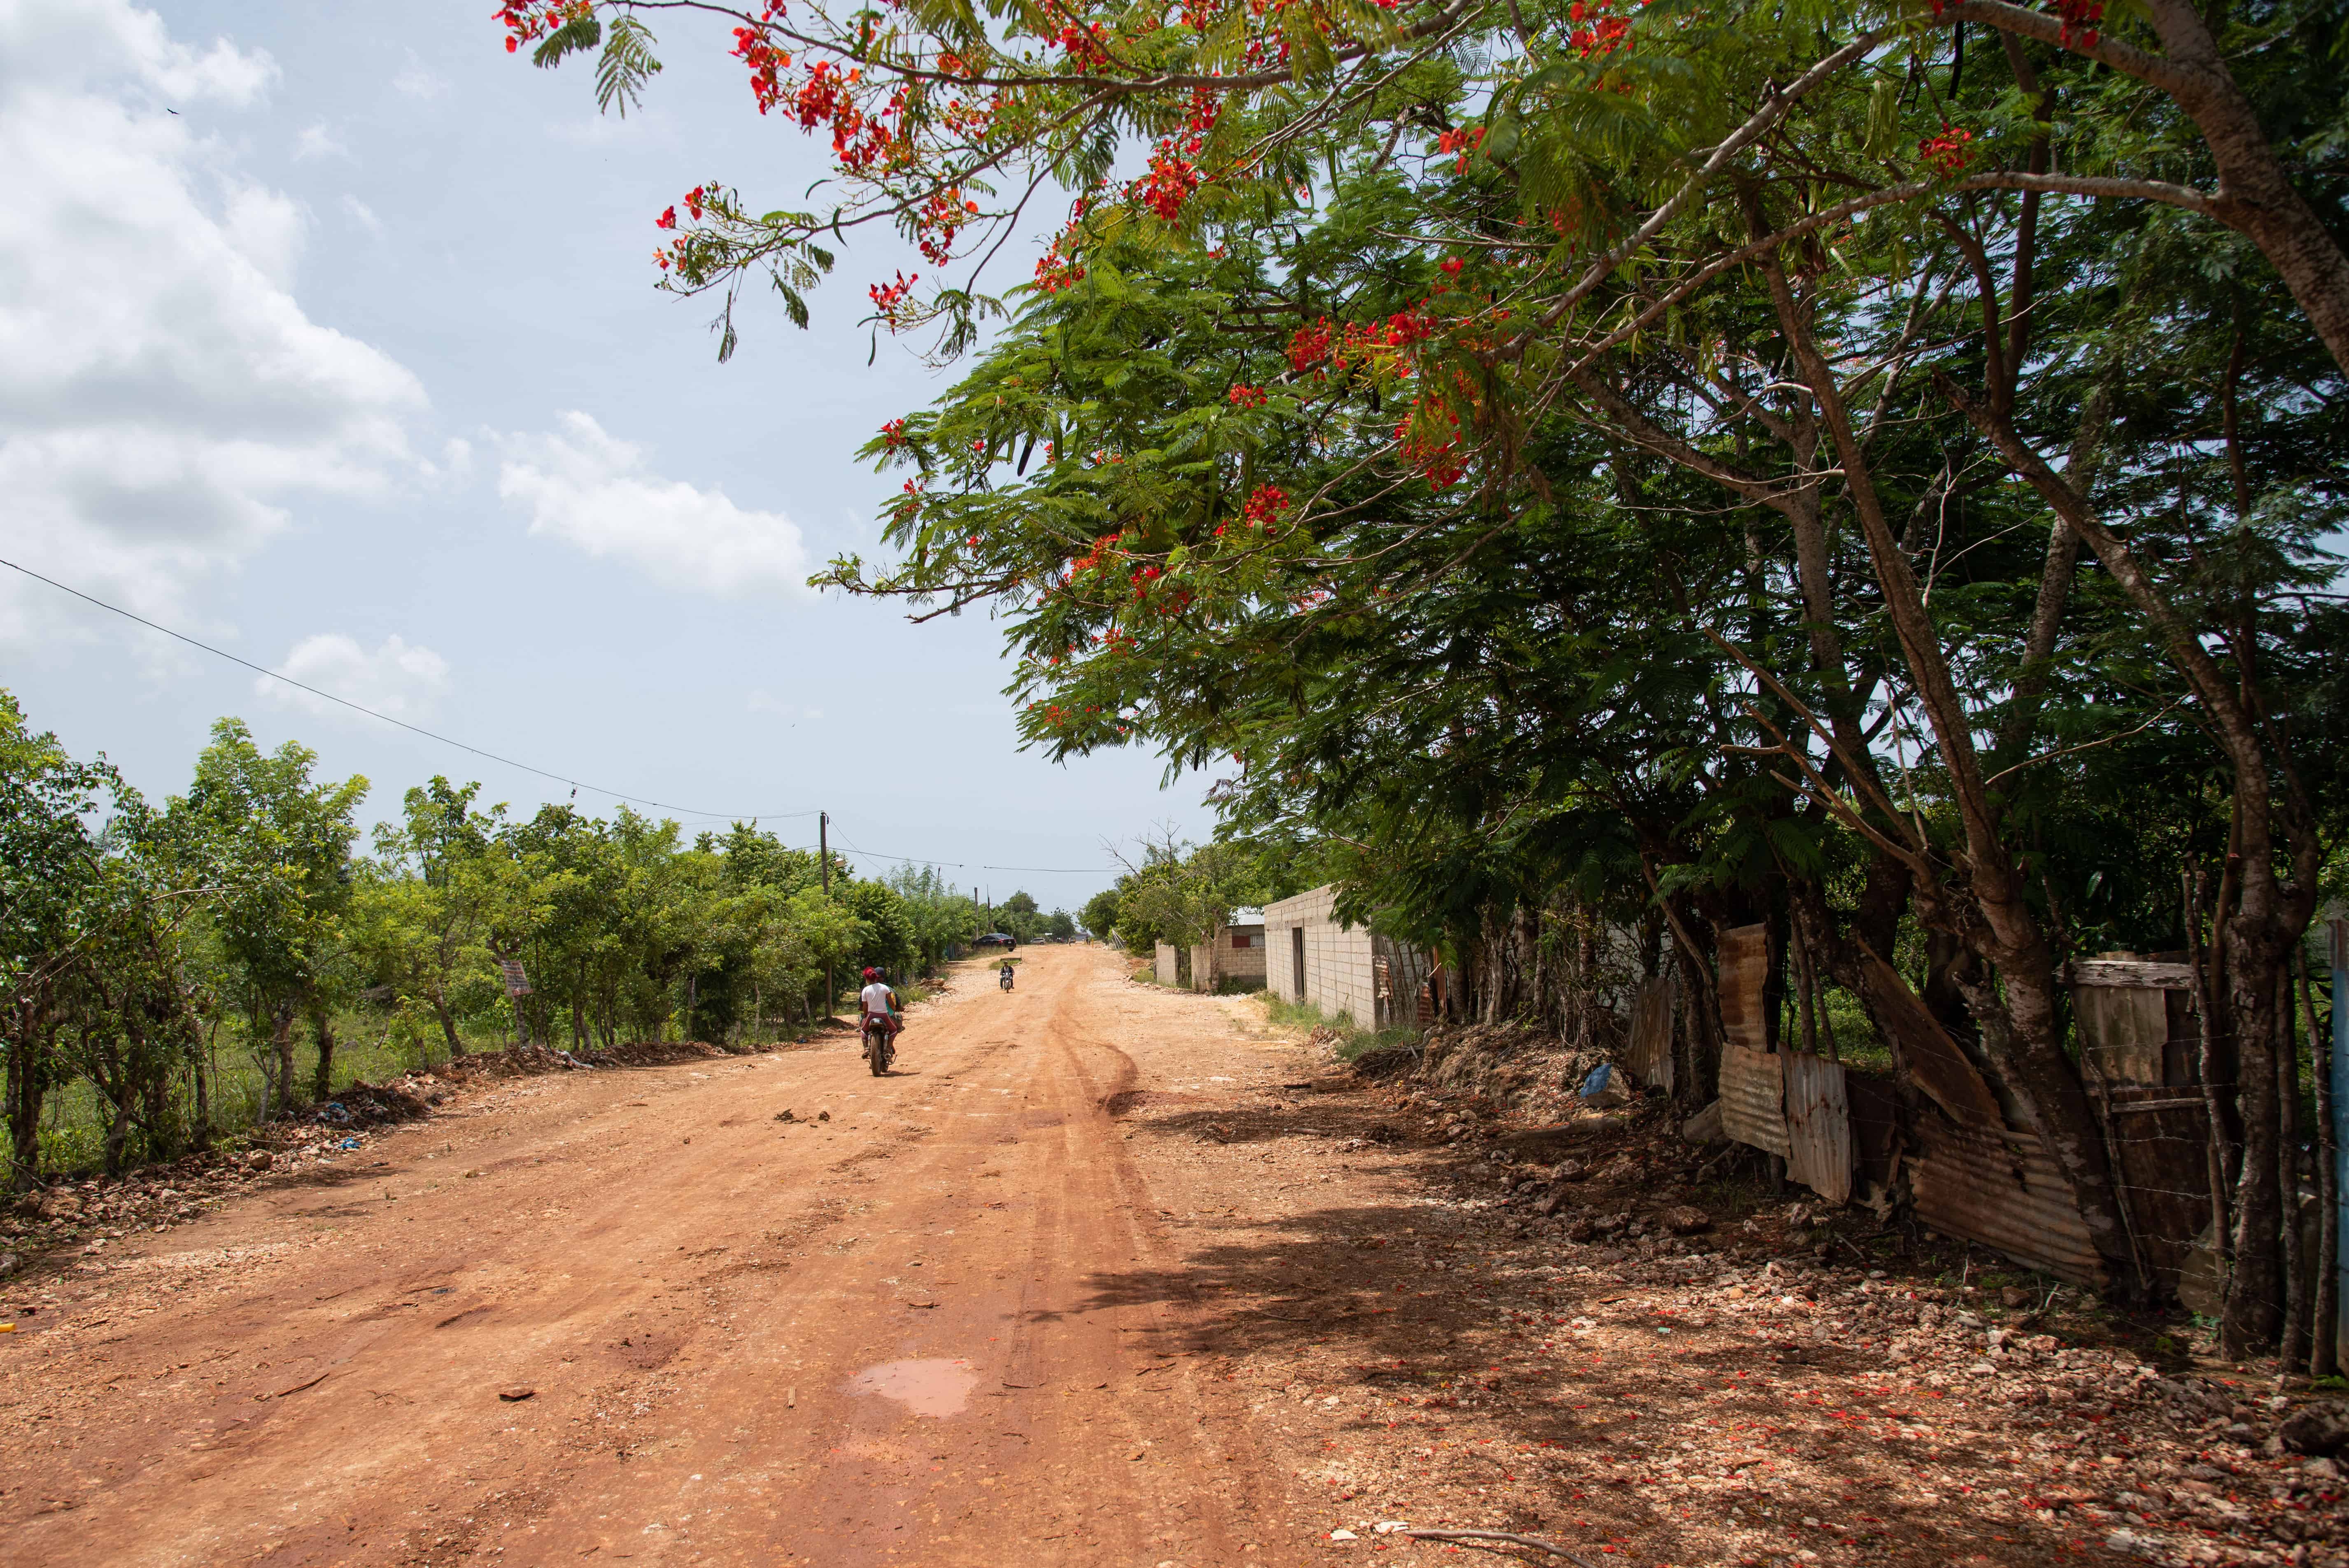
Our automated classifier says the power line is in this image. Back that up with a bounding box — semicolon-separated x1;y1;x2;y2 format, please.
7;556;1124;877
2;555;820;822
826;828;1111;877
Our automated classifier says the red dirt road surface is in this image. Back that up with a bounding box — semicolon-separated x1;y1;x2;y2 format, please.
6;944;2337;1567
2;946;1300;1566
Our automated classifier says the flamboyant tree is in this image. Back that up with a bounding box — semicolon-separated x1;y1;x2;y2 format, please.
507;0;2347;1351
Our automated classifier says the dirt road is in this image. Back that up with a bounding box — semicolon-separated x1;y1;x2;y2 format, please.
1;946;1305;1566
11;946;2330;1568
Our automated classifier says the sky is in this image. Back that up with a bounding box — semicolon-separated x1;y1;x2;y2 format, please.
0;0;1220;913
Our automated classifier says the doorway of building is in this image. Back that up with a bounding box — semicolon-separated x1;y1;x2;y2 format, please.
1291;926;1306;1001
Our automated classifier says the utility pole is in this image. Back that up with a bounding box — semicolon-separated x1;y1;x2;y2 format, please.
820;811;833;1019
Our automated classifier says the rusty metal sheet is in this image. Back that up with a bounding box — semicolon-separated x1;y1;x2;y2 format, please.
1719;1044;1790;1157
1911;1117;2108;1287
1625;977;1674;1094
1784;1051;1853;1205
1719;923;1770;1053
1857;947;2004;1128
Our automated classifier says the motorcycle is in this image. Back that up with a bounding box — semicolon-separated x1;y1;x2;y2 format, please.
862;1016;896;1076
999;967;1015;992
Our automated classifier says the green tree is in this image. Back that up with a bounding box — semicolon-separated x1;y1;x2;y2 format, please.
169;720;367;1120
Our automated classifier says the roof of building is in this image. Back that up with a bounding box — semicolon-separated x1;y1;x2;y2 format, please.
1226;907;1265;927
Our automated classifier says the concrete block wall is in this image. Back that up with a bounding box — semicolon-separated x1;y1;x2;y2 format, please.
1263;885;1393;1027
1192;924;1270;991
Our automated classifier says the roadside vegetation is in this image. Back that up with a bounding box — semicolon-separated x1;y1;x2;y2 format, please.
0;693;978;1186
1262;993;1424;1062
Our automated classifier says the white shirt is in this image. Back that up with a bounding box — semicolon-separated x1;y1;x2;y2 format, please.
860;981;895;1016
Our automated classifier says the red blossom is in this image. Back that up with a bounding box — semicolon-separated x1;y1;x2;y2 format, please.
868;270;920;324
1227;384;1268;409
1241;483;1290;528
656;205;678;230
1133;148;1201;221
1287;318;1333;371
1918;122;1975;176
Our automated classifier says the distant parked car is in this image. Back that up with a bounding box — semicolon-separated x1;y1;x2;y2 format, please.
972;932;1019;950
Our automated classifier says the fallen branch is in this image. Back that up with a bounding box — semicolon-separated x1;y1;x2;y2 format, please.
1401;1527;1603;1565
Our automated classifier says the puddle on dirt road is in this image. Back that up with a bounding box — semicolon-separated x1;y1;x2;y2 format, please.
848;1358;978;1417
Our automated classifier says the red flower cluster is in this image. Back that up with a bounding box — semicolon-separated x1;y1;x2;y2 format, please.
1185;86;1221;136
2051;0;2103;48
1034;236;1086;293
1440;256;1465;276
1067;533;1123;580
1134;149;1202;221
496;1;592;55
879;418;910;448
656;205;678;230
1240;483;1290;528
869;270;919;321
1053;20;1114;68
1130;564;1164;599
1288;319;1333;371
1566;0;1632;59
1436;125;1486;175
1227;384;1268;408
917;187;979;263
1918;122;1975;176
1397;399;1466;489
729;24;793;112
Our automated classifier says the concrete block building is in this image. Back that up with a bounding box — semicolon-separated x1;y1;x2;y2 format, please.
1262;884;1430;1030
1188;908;1267;993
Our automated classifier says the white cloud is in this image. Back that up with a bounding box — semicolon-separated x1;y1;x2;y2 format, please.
391;51;446;100
498;412;810;596
340;193;382;234
292;121;347;161
258;632;449;722
0;0;427;646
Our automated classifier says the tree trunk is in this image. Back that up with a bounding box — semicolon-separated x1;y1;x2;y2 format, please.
189;1018;212;1154
310;1010;337;1104
2303;949;2339;1377
2134;0;2349;378
2278;974;2308;1368
7;1003;47;1192
269;1002;296;1121
433;990;464;1058
1762;267;2142;1295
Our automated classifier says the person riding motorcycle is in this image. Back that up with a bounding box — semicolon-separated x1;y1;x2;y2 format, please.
858;967;901;1040
999;960;1015;991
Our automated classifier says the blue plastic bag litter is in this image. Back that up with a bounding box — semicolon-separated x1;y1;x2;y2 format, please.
338;1137;360;1150
1579;1062;1614;1100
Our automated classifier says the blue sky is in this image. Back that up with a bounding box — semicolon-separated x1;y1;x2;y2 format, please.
0;0;1217;912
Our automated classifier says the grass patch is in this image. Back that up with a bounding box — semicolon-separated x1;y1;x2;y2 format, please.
1261;993;1422;1060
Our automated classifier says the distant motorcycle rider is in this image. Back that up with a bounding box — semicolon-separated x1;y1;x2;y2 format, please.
999;960;1016;991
